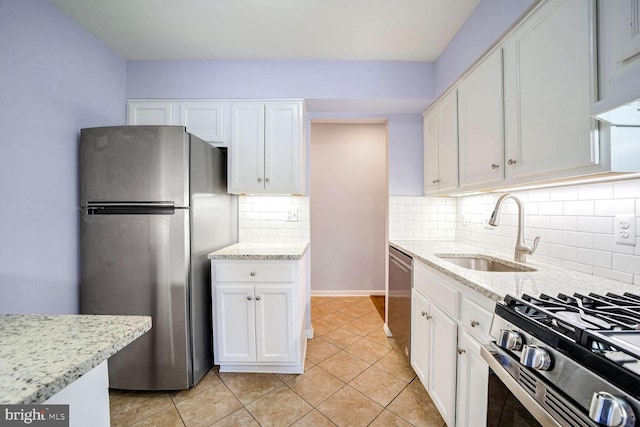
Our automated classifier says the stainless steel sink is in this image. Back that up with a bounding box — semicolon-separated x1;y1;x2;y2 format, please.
434;254;537;272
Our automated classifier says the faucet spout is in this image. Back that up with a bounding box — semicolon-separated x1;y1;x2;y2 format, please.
489;193;540;263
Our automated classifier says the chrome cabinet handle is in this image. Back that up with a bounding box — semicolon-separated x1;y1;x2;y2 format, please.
246;295;252;301
265;178;270;183
421;311;432;319
508;159;517;166
491;163;500;169
470;320;480;328
257;178;263;182
255;295;261;301
250;271;256;277
432;179;441;184
457;348;466;355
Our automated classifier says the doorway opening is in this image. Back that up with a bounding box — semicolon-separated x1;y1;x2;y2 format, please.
309;120;388;296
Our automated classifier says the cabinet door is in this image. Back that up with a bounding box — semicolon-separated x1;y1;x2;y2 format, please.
127;101;173;125
255;286;296;363
423;108;440;195
437;91;459;193
214;285;256;363
456;329;488;427
458;49;505;189
411;289;431;388
264;103;303;194
179;101;225;143
503;0;598;182
428;304;458;427
229;103;265;193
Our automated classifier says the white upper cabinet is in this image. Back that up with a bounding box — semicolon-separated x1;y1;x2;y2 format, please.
423;91;458;195
597;0;640;105
127;100;228;145
503;0;599;183
457;49;505;190
228;101;305;195
127;101;173;126
179;101;225;144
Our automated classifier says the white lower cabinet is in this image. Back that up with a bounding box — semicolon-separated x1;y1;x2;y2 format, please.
211;259;307;373
456;329;489;427
427;304;458;427
411;260;494;427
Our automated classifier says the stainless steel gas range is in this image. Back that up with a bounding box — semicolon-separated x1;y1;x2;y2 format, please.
482;292;640;427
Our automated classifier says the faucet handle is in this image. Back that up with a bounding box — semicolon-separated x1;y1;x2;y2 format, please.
530;236;541;255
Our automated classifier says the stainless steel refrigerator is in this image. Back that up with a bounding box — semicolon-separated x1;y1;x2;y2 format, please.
80;125;237;390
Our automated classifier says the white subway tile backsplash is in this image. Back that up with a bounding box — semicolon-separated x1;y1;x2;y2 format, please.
550;186;578;201
594;198;636;216
577;216;613;234
613;253;640;275
614;179;640;199
453;178;640;283
562;230;593;248
577;182;613;200
563;200;594;216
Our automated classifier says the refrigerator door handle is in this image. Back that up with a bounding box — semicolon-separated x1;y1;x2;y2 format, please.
85;202;176;215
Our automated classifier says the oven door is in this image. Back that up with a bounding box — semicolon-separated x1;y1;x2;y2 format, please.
481;343;597;427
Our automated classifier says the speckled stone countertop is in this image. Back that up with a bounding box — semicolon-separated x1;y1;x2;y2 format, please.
0;315;151;405
390;240;640;302
208;242;310;260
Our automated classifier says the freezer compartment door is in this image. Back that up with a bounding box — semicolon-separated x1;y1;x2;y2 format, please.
81;208;192;390
80;126;189;207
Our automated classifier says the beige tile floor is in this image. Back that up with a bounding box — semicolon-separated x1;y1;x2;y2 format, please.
109;296;446;427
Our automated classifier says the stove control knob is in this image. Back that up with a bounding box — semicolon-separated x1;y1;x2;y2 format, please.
497;330;523;351
520;345;551;370
589;392;636;427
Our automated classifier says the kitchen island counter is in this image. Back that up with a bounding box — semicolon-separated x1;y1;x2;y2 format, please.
390;240;639;301
208;242;309;260
0;314;151;405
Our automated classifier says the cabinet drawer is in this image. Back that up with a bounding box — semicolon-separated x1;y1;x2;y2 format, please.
414;263;459;317
215;263;294;283
460;296;493;341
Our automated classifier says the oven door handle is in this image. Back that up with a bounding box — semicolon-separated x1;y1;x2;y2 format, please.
481;344;563;427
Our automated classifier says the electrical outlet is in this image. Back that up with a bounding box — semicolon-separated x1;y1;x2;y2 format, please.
286;206;299;222
614;214;636;246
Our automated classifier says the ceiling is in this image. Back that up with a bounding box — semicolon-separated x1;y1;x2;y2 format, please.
50;0;480;61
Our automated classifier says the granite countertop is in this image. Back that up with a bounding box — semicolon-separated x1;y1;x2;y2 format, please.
0;315;151;405
390;240;640;301
208;242;310;260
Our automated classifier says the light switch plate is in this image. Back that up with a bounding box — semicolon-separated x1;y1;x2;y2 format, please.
286;206;299;222
614;214;636;246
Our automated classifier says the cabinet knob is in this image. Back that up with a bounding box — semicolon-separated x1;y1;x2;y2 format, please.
255;295;261;301
246;295;252;301
508;159;517;166
265;178;270;183
491;163;500;170
257;178;263;182
250;271;256;277
470;320;480;328
457;348;466;355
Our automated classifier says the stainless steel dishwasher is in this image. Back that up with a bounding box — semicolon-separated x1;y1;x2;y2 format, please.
387;245;413;361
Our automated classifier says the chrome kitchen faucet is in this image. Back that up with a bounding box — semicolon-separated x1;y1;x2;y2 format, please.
488;193;540;263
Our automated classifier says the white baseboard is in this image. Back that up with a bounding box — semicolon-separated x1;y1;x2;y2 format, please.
310;289;385;297
383;323;393;337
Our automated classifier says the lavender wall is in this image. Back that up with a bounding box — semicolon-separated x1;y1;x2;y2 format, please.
434;0;536;97
127;60;434;101
0;0;126;314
